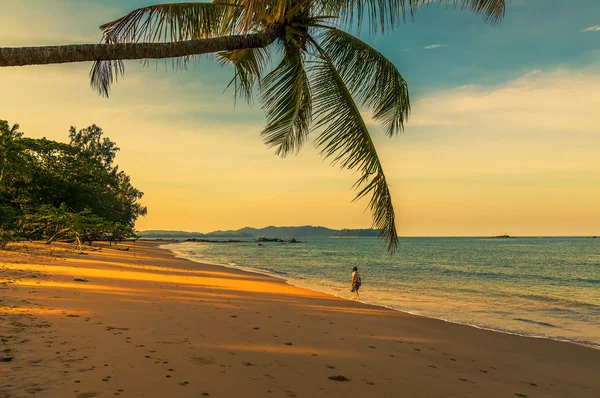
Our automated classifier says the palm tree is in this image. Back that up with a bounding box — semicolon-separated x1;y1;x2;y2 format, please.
0;0;506;252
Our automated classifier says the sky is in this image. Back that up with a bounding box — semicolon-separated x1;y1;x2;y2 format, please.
0;0;599;236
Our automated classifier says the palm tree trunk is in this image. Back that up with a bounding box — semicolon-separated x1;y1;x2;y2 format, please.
0;32;277;67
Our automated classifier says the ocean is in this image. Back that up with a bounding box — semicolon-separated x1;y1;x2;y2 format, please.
163;237;600;349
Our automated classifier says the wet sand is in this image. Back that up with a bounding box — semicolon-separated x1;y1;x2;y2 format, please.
1;241;599;397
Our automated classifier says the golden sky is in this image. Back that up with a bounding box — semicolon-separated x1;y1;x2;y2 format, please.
1;1;599;236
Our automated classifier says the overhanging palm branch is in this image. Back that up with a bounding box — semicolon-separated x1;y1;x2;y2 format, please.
100;2;241;43
217;46;272;103
91;1;246;97
260;38;312;156
319;27;409;136
328;0;505;33
309;40;398;252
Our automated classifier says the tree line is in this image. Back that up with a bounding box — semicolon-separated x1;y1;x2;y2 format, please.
0;120;146;249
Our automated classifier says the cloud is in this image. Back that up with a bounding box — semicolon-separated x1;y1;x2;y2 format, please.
405;68;600;136
580;25;600;32
423;44;448;50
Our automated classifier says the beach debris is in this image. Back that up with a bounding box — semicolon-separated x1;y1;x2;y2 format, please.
325;365;335;369
74;277;89;282
514;394;528;398
283;342;293;346
328;375;351;382
242;361;254;367
1;356;14;362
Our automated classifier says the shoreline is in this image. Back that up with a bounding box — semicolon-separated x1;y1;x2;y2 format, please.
164;242;600;351
2;240;599;397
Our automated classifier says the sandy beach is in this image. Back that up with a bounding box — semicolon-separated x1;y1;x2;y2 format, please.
1;241;599;398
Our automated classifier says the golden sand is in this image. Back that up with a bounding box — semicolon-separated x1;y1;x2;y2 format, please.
1;241;599;397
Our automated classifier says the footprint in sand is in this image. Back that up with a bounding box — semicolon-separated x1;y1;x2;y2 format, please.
191;356;215;366
514;394;528;398
521;381;538;387
76;393;98;398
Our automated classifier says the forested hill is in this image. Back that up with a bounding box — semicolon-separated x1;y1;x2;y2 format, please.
139;226;378;239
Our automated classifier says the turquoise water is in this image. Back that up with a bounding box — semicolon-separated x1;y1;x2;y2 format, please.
164;237;600;349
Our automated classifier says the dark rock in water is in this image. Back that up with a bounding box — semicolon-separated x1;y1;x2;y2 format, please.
489;234;512;239
185;238;244;243
328;375;351;382
256;237;301;243
256;237;285;243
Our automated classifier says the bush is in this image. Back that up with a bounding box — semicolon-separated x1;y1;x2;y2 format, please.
0;228;14;249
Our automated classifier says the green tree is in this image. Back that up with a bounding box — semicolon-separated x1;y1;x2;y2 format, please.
0;120;146;247
0;1;507;251
69;125;120;169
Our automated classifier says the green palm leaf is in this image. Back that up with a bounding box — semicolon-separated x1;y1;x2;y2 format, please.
100;2;240;43
319;27;409;137
217;46;272;103
260;38;312;156
309;41;398;252
91;2;243;97
326;0;506;33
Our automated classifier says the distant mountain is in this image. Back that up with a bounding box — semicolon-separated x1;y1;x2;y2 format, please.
138;226;378;239
137;230;253;238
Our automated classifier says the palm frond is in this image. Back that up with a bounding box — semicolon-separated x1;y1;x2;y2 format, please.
309;40;398;252
91;2;245;97
217;46;272;103
90;59;125;97
100;2;241;44
319;27;409;136
325;0;506;33
260;37;312;156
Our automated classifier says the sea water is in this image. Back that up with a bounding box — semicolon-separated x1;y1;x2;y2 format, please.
163;237;600;349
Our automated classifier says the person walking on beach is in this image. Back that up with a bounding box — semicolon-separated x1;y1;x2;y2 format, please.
351;266;361;300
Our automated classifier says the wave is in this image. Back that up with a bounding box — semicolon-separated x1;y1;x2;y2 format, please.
513;318;558;328
162;243;600;351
